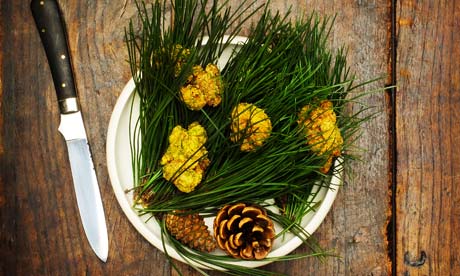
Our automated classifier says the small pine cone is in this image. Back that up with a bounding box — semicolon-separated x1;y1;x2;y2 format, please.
133;186;155;207
165;211;216;253
213;203;276;260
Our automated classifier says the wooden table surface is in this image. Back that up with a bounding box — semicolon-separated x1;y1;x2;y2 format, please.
1;0;459;275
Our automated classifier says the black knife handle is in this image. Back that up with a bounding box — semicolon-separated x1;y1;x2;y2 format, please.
31;0;79;113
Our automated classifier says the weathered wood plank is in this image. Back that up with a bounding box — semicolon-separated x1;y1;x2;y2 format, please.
294;1;391;275
396;0;460;275
1;0;390;275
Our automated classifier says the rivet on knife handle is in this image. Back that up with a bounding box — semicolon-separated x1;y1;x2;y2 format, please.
31;0;78;114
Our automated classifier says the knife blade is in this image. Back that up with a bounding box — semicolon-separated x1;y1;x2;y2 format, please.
31;0;108;262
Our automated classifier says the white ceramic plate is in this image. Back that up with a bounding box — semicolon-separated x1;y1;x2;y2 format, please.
106;36;341;269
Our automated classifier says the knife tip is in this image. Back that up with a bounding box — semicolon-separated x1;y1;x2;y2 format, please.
93;237;109;262
97;249;108;263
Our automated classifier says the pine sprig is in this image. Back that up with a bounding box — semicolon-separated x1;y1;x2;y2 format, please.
125;0;381;274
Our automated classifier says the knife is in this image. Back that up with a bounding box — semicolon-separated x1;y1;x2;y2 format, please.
31;0;108;262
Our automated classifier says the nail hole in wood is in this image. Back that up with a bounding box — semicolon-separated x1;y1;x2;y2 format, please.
404;251;427;267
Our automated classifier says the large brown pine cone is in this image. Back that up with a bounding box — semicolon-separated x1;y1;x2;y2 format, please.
213;203;276;260
165;210;216;253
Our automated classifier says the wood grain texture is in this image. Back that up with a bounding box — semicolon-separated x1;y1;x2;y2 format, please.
1;0;390;275
396;0;460;275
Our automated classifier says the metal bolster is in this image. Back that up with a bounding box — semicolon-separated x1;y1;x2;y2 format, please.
59;97;79;114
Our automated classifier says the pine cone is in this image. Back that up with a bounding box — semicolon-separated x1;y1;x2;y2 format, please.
165;211;216;253
213;203;276;260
